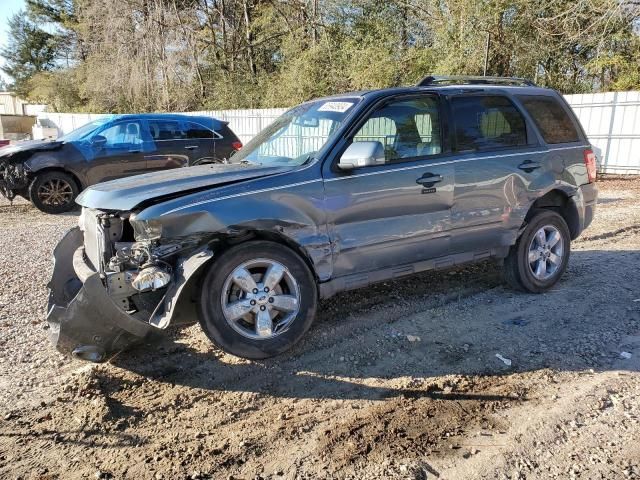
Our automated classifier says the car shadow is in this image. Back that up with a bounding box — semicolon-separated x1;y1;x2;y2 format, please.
108;249;640;402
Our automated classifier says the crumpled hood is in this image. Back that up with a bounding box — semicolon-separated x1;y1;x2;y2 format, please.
76;163;294;211
0;140;63;160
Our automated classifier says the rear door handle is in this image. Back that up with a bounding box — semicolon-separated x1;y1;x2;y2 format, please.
518;161;541;172
416;174;443;185
185;145;199;150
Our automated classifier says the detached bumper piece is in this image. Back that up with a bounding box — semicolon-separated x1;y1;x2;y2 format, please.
46;227;155;362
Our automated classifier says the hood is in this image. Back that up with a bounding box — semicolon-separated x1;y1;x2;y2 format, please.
76;163;295;211
0;139;63;160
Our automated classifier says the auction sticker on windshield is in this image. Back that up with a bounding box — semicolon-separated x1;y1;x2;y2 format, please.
318;101;354;113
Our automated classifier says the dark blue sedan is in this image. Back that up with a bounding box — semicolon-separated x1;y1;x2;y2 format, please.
0;113;242;213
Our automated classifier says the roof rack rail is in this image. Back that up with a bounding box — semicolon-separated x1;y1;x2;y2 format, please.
417;75;537;87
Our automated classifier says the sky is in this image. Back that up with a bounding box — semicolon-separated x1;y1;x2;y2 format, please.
0;0;26;83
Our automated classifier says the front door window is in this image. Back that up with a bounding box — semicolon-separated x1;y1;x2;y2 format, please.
352;97;442;162
98;121;144;151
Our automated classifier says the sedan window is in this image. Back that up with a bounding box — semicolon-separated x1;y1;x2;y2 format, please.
148;120;185;141
99;122;144;147
184;122;215;139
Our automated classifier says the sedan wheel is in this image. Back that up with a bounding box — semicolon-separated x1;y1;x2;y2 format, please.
38;178;74;207
29;171;79;214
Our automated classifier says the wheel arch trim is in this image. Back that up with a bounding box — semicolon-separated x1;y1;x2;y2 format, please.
28;166;85;192
524;186;581;240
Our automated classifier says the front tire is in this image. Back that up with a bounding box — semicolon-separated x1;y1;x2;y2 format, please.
503;209;571;293
198;241;318;359
29;171;79;214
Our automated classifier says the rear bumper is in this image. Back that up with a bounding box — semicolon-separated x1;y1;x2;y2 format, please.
577;182;598;233
46;227;155;362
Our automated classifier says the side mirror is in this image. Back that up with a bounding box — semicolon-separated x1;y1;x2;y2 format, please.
337;141;386;170
90;135;107;147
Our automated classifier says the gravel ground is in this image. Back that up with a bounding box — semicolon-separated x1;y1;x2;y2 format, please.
1;177;639;479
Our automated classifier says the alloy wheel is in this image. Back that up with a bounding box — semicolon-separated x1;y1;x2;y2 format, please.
527;225;564;281
220;258;301;340
38;178;74;207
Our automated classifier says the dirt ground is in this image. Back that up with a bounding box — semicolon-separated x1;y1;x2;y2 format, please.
1;177;639;480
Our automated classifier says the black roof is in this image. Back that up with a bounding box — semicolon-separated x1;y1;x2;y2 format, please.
417;75;536;87
308;76;553;105
110;113;226;128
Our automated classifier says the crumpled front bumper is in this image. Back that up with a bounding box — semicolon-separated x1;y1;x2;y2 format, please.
46;227;156;362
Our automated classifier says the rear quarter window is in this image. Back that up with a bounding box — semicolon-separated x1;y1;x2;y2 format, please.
184;122;215;139
517;95;580;144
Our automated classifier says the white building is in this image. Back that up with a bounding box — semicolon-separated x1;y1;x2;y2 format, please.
0;91;29;115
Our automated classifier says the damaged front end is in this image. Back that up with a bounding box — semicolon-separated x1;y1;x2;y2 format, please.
0;158;29;201
47;208;214;362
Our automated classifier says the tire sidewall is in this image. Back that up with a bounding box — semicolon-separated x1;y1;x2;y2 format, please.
29;171;79;214
198;241;317;359
516;210;571;292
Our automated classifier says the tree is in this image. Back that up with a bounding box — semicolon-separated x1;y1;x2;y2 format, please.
0;11;59;95
1;0;638;112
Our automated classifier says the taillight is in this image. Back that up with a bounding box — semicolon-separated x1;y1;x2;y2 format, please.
232;141;243;151
583;148;597;183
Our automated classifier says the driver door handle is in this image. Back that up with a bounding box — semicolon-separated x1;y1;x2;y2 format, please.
518;160;541;172
185;145;199;150
416;174;443;185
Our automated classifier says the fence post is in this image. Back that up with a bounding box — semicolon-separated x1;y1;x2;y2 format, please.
603;92;618;172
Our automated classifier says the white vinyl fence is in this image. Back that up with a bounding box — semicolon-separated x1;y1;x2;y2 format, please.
36;91;640;174
564;92;640;174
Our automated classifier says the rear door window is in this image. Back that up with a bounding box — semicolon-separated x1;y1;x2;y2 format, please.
148;120;185;141
451;95;527;152
517;95;580;144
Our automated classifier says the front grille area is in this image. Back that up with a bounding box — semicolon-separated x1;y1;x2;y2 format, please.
82;209;104;272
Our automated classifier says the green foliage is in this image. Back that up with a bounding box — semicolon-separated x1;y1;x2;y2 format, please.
1;0;638;112
0;11;59;96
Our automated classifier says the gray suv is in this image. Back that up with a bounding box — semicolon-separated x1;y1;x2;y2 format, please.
47;76;598;361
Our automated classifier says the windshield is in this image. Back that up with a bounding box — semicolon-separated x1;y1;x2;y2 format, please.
58;117;112;142
232;98;360;166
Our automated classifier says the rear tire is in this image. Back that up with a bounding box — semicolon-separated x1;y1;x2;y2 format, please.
29;171;79;214
503;209;571;293
198;241;317;359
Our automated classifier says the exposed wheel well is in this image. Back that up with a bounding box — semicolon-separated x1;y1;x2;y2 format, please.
30;167;83;193
176;231;321;320
526;189;580;239
224;231;319;281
